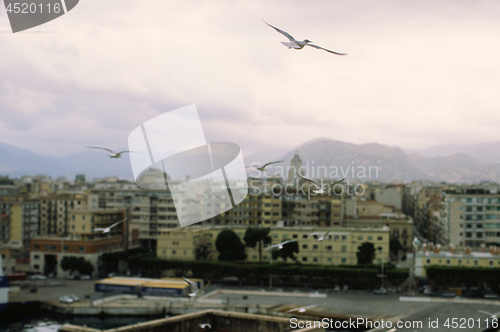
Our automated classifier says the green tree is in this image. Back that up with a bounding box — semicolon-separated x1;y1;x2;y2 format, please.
215;229;247;261
390;238;403;255
194;243;212;260
244;227;272;262
61;257;94;275
356;242;375;265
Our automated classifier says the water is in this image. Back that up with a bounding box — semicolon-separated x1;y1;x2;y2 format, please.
0;303;163;332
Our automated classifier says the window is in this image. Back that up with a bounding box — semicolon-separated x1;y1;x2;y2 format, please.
302;257;308;262
341;245;346;252
313;245;318;250
367;236;373;240
377;236;383;241
426;259;430;264
79;246;85;253
33;254;40;259
327;258;332;263
326;245;332;250
303;234;308;239
313;257;318;262
341;258;346;263
292;234;298;239
357;235;363;240
34;245;40;250
302;244;308;249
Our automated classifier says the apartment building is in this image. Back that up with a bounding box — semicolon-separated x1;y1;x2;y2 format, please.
39;194;88;235
157;225;390;266
445;188;500;248
30;209;133;277
415;244;500;277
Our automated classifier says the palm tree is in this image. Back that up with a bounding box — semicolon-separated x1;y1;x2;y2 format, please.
244;227;272;262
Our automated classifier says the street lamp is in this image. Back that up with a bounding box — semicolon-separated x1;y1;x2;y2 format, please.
410;237;421;294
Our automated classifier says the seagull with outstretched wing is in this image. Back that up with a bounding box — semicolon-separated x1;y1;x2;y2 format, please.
299;174;345;194
183;277;210;297
85;146;131;159
265;240;297;251
263;20;347;56
287;304;320;313
93;219;126;234
309;231;330;241
246;160;284;172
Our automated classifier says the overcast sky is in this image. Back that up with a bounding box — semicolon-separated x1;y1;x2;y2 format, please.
1;0;499;157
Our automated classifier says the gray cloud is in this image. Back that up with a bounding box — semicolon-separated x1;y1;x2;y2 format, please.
0;0;499;159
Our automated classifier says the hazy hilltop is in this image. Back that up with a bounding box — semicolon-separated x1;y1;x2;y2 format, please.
2;139;500;183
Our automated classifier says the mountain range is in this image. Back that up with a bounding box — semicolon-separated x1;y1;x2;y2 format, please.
1;139;500;183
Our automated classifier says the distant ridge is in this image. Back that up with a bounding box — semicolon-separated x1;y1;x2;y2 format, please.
2;139;500;183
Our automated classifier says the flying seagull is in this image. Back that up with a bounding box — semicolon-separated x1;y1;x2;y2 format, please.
287;304;321;313
299;174;345;194
85;146;131;158
246;160;284;172
265;240;297;251
93;219;126;234
182;277;210;297
198;323;211;330
263;20;346;55
309;231;330;241
478;310;500;319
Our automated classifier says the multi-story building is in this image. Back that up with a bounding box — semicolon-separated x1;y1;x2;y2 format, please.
0;199;40;273
91;186;178;250
445;188;500;249
30;209;135;277
343;215;413;250
157;225;390;266
39;194;88;235
415;244;500;277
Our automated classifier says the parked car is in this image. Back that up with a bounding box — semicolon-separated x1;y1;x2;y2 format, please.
59;296;74;304
68;295;80;302
441;292;456;298
293;290;301;294
424;289;438;296
80;275;91;280
372;288;388;295
29;274;46;280
65;275;75;280
274;288;283;292
342;285;349;291
484;293;499;299
333;285;341;292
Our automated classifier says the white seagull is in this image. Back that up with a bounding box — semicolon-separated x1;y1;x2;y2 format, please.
265;240;297;251
263;20;346;55
93;219;126;234
182;277;210;297
198;323;211;330
246;160;284;172
299;174;345;194
478;310;500;319
309;231;330;241
287;304;320;313
85;146;131;159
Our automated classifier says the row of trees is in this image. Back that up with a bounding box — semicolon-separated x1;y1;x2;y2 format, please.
215;228;299;262
126;255;408;288
215;227;384;266
61;257;94;275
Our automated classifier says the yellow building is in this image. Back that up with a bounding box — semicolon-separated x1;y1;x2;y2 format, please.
157;225;390;266
415;245;500;277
